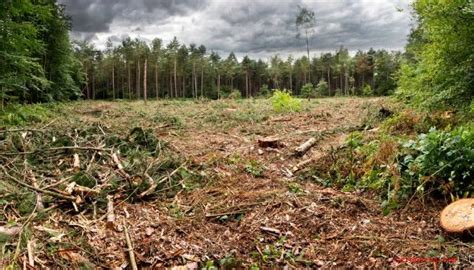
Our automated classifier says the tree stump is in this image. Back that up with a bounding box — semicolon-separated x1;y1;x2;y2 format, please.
440;198;474;233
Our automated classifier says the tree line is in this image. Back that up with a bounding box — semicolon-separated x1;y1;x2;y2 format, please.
1;0;404;105
74;38;403;100
0;0;82;107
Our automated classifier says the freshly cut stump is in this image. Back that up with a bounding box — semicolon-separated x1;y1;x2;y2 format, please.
440;198;474;233
257;136;283;148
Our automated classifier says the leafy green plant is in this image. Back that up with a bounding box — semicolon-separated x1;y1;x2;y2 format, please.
153;112;184;128
0;103;58;126
300;83;315;99
315;79;328;96
362;84;373;96
245;160;265;178
398;125;474;198
227;89;242;99
288;182;303;194
270;90;301;113
259;84;270;97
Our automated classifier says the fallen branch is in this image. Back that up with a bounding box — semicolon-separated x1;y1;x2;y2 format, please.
111;152;130;178
123;220;138;270
205;210;248;218
30;170;44;211
27;239;35;267
1;146;111;155
294;137;317;156
65;182;99;196
292;157;316;173
1;166;75;201
139;163;185;198
260;226;281;235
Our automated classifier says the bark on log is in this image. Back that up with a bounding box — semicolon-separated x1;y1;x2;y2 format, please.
295;137;317;156
106;195;115;229
258;136;283;148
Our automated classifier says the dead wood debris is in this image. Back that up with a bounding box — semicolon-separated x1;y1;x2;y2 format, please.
123;220;138;270
294;137;317;156
0;125;189;267
257;136;284;148
1;99;471;268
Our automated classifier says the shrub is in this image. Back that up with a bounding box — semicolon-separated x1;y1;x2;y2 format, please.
270;90;301;113
259;84;270;97
382;110;423;135
227;89;242;99
362;84;373;96
0;103;58;126
300;83;315;99
399;125;474;198
315;79;328;96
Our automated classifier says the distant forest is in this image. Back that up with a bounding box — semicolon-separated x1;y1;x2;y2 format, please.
0;1;402;104
2;0;471;108
75;39;402;100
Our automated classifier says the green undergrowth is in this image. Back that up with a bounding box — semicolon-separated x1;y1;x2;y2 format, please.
270;90;302;113
305;109;474;213
0;103;65;127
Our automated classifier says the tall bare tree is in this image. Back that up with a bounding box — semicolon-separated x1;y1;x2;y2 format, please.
296;6;316;83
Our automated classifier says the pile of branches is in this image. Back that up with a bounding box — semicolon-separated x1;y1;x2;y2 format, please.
0;124;189;265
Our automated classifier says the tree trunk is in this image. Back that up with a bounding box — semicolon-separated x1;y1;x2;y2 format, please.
182;75;185;98
305;30;311;83
155;62;159;99
112;63;115;99
327;68;331;96
217;72;221;99
169;71;173;98
345;70;349;95
143;59;147;104
245;71;249;98
289;68;293;93
200;67;204;98
173;57;177;98
85;66;90;99
127;63;131;99
92;70;96;99
340;72;343;95
136;60;141;99
192;61;196;98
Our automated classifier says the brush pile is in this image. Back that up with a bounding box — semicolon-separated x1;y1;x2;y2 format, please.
0;124;189;266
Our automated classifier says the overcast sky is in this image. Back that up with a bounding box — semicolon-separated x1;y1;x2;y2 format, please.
59;0;413;59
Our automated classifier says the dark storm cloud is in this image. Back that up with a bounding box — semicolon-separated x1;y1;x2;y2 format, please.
59;0;412;56
59;0;208;33
204;0;411;55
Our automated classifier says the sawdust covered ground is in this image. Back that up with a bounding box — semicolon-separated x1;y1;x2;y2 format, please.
1;98;472;269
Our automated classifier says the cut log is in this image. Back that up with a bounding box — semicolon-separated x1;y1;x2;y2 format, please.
106;195;115;229
294;137;317;156
440;198;474;233
292;157;315;172
258;136;283;148
73;154;80;170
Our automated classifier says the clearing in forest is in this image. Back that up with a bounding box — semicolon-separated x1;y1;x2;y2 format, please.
0;98;472;268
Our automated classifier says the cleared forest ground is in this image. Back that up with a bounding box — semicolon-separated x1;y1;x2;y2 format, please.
1;98;472;269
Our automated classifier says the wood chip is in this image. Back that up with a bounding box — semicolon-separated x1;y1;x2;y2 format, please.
260;226;281;235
